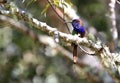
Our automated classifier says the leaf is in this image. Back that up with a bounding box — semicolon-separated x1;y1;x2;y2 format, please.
41;3;50;15
53;0;60;7
53;0;72;8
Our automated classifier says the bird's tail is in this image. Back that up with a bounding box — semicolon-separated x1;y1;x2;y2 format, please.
73;44;77;63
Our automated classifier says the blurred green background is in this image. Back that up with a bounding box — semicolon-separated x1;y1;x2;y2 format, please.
0;0;119;83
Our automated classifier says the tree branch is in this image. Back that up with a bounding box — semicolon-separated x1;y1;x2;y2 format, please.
0;2;120;81
0;15;116;82
108;0;118;51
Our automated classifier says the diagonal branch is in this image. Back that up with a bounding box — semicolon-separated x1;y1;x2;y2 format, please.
0;2;120;80
0;15;116;82
46;0;71;33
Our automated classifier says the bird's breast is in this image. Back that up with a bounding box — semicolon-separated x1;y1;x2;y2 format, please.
74;25;85;33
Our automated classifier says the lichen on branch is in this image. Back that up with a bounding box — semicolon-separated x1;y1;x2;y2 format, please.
0;1;120;80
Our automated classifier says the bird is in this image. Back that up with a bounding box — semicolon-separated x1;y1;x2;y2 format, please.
71;19;86;63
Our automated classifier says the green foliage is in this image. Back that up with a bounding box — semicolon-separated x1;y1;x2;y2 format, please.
12;30;36;51
0;27;12;48
41;0;73;15
0;0;117;83
87;33;96;42
41;3;50;15
52;0;73;8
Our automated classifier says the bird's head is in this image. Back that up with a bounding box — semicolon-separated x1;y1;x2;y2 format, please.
72;19;83;25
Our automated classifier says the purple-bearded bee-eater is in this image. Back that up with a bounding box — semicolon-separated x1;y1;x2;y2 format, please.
71;19;86;63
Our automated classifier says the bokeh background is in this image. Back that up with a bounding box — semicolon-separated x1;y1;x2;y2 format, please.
0;0;120;83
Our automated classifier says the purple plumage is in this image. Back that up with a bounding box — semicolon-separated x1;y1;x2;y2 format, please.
71;19;86;63
72;19;85;37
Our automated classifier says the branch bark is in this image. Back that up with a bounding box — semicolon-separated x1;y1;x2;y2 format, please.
0;1;120;81
109;0;118;51
0;15;116;83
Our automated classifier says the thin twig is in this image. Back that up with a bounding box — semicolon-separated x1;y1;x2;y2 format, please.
46;0;95;55
0;3;120;80
109;0;118;51
46;0;71;33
